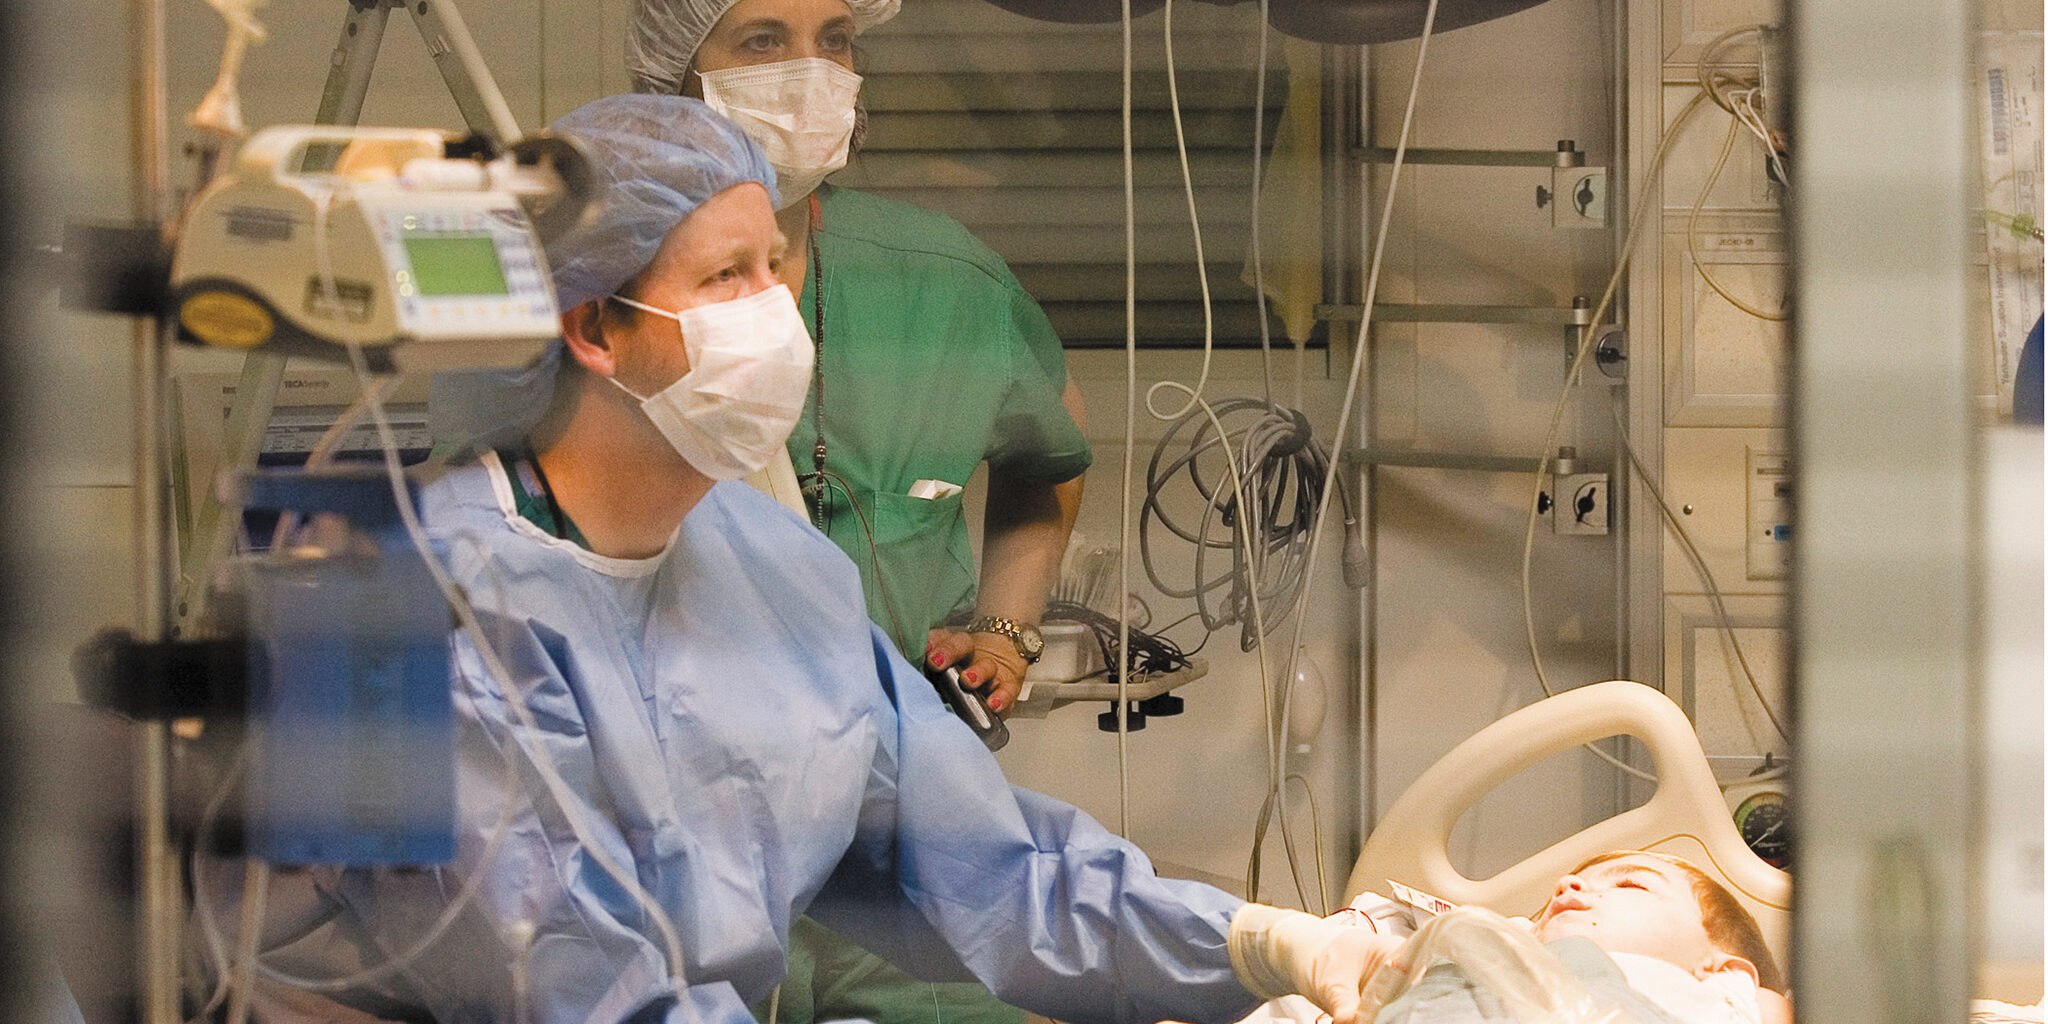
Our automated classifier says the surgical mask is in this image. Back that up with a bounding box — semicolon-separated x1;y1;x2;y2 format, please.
607;284;814;481
698;58;862;207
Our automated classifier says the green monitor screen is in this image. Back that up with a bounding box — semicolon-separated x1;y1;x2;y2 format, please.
403;234;510;296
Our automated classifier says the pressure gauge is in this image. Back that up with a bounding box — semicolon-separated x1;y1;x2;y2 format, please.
1734;792;1792;868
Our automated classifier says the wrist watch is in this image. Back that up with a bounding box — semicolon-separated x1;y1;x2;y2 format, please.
965;615;1045;664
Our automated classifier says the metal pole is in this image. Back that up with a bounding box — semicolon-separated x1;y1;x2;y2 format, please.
408;0;524;141
1338;40;1374;851
131;0;179;1014
1789;0;1979;1014
317;1;393;127
1619;0;1662;696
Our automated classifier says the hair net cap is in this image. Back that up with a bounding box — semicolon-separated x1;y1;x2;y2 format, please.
428;94;776;451
628;0;902;96
546;93;779;310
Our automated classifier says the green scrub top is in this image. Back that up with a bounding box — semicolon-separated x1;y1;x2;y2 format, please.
794;185;1091;658
776;188;1090;1024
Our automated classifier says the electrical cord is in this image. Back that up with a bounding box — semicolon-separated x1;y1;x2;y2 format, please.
1685;96;1789;322
225;859;267;1024
1143;0;1325;909
1246;772;1328;914
1693;25;1771;119
1250;0;1442;911
1684;23;1789;320
186;565;530;1002
184;743;247;1024
1728;87;1787;186
1249;0;1275;408
1147;0;1222;424
1139;397;1343;652
267;376;401;550
1114;0;1138;840
1515;89;1713;786
1111;3;1297;907
1607;400;1786;741
1123;0;1351;912
1043;599;1192;680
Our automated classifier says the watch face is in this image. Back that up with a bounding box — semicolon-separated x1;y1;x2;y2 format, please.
1019;624;1045;657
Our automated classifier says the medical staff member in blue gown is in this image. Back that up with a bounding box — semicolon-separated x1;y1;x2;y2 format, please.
279;94;1386;1024
629;0;1088;720
628;6;1089;1017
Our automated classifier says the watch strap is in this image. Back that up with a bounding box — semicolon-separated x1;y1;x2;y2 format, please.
965;615;1041;663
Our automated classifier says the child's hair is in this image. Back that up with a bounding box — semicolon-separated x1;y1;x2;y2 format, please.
1570;850;1785;993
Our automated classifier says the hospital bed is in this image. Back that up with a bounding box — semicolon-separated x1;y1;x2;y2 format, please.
1344;680;1792;972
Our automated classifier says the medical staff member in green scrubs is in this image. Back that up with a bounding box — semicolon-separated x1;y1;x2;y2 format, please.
630;0;1090;718
628;2;1090;1024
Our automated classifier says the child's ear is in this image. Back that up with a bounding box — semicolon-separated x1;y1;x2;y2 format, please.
1701;950;1760;986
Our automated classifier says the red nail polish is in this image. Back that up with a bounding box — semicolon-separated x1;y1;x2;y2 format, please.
931;654;946;669
988;695;1005;712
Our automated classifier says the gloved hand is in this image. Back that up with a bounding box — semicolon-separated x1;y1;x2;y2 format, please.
925;628;1028;716
1229;903;1406;1024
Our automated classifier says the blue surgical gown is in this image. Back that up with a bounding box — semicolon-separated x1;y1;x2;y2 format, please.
255;455;1258;1024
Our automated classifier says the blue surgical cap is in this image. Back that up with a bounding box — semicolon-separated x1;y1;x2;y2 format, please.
547;93;780;309
429;94;776;451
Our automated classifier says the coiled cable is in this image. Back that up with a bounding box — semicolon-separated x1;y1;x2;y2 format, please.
1140;397;1348;651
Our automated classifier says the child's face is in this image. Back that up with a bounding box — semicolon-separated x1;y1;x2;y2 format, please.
1532;854;1721;976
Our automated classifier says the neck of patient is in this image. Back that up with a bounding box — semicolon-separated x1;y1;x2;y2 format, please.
528;376;713;560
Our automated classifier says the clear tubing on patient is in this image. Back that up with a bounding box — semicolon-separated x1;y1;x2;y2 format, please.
1360;907;1627;1024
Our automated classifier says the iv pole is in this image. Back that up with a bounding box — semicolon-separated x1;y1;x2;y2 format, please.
175;0;525;638
133;0;178;1017
137;2;525;1019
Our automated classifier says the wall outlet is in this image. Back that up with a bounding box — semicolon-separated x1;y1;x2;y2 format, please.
1746;450;1792;580
1553;472;1610;535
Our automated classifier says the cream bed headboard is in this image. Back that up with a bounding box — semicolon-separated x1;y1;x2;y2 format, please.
1345;680;1791;972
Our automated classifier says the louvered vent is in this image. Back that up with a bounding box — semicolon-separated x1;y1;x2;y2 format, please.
834;0;1307;348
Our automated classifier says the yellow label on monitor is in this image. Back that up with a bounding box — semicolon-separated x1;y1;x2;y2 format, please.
180;291;274;348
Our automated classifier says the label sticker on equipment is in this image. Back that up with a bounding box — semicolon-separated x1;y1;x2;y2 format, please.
180;291;275;348
1388;880;1458;917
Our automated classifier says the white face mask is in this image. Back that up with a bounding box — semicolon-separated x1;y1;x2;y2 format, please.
607;284;814;481
698;57;862;208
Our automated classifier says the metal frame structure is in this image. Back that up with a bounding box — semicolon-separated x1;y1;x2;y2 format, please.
1350;0;1641;848
1618;0;1661;701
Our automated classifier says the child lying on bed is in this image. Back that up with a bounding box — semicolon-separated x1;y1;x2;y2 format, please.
1243;851;1791;1024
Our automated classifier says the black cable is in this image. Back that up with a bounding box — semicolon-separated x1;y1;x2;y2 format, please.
1043;600;1191;682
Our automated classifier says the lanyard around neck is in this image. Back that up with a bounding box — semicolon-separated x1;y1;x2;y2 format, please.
805;192;829;529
